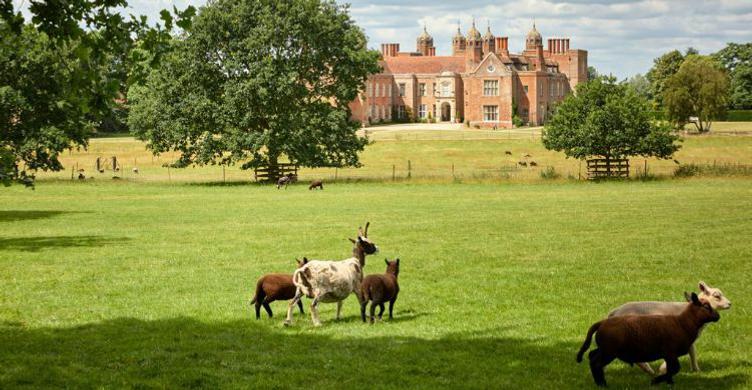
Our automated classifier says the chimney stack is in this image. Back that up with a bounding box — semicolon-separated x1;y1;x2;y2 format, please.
565;39;570;51
381;43;400;57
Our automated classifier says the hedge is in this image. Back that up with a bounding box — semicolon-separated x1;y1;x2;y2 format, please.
650;110;752;122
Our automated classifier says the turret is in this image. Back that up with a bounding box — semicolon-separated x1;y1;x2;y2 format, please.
452;23;466;55
482;22;495;56
465;20;483;66
416;25;435;57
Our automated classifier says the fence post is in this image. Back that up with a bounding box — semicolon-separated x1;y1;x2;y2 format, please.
334;167;338;181
167;166;171;182
222;165;226;183
392;164;396;181
578;160;582;180
407;160;412;179
644;159;648;177
452;163;455;178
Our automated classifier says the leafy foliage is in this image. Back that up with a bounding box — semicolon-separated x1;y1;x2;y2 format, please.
713;42;752;110
663;55;729;132
622;73;651;101
646;50;685;108
128;0;381;173
542;77;681;160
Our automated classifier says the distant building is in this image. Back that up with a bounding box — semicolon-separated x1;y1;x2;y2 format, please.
350;22;588;128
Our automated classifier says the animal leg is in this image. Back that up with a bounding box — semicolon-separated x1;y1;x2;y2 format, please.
336;301;343;320
652;357;680;385
388;299;395;320
369;302;376;324
310;295;322;327
284;289;303;326
262;302;273;318
297;299;305;315
689;343;699;372
378;303;385;320
254;301;262;320
360;300;367;323
588;349;613;387
636;362;656;376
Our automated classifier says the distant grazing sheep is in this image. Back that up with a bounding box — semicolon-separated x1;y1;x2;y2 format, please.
132;167;139;174
518;161;527;167
522;153;532;158
360;258;400;323
529;161;537;167
77;173;85;180
250;258;309;319
309;180;323;190
577;293;720;387
505;151;512;155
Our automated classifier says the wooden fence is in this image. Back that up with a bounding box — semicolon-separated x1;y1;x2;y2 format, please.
587;158;629;180
254;163;298;182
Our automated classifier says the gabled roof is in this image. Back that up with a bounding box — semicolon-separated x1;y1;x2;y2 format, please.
381;56;467;75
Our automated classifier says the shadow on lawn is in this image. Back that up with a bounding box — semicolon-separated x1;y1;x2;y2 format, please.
0;317;747;388
0;210;78;223
0;236;128;252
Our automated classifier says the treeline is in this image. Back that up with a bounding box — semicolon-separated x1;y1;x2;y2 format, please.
614;43;752;131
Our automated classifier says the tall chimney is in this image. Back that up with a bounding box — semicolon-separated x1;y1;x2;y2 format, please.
565;39;570;51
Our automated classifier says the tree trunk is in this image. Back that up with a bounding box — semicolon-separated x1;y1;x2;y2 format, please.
268;154;280;182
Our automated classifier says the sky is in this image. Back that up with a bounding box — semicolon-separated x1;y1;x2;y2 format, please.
11;0;752;79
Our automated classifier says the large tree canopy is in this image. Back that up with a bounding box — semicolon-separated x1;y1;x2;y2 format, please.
128;0;381;175
713;42;752;110
663;55;729;133
0;0;193;186
646;50;686;108
543;77;681;161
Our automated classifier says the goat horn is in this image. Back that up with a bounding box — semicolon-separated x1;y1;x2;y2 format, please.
364;222;370;237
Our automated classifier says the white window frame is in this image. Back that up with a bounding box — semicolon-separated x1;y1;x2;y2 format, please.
418;104;427;119
419;83;426;97
483;80;499;96
399;83;406;97
483;105;499;122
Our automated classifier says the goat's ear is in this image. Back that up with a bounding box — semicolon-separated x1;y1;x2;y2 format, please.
384;258;389;265
295;258;302;266
683;291;692;302
691;292;701;305
303;257;309;264
395;258;400;265
348;238;356;244
364;222;370;237
699;281;708;293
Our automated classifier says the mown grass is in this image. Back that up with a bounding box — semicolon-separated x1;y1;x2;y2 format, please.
1;179;751;388
40;126;752;184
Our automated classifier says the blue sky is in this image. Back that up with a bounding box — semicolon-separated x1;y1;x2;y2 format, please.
12;0;752;79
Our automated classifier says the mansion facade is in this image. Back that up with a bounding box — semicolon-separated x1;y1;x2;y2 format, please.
350;23;588;128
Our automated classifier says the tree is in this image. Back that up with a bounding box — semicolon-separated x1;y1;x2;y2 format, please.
543;77;681;164
587;66;599;81
663;55;729;133
713;42;752;109
646;50;685;108
622;73;651;102
128;0;381;177
0;0;193;186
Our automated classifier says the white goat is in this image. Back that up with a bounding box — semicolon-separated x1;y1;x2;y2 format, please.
284;223;378;326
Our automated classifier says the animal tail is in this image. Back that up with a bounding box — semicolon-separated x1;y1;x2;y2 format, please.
249;278;264;305
576;320;602;363
293;267;312;297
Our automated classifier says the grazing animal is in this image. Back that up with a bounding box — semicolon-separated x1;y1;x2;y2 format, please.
609;281;731;375
361;258;400;323
276;173;297;189
522;153;532;158
504;151;512;155
518;161;527;167
249;258;309;319
529;161;537;167
132;167;139;174
98;169;105;173
309;180;324;190
77;173;85;180
284;223;378;327
577;293;720;387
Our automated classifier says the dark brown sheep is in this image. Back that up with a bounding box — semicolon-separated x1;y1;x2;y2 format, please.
309;180;323;190
250;258;308;319
360;258;400;323
577;293;720;387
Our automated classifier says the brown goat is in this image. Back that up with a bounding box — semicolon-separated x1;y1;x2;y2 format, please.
309;180;323;190
250;258;308;319
360;258;400;323
577;293;720;387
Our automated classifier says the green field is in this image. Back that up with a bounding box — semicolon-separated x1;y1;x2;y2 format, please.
1;178;751;388
40;126;752;184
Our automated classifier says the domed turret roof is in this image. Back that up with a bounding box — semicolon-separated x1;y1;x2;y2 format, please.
466;20;481;41
483;23;494;40
417;25;433;42
526;23;542;41
453;25;464;40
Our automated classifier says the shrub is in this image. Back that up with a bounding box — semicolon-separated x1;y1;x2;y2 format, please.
725;110;752;121
540;166;561;180
674;163;752;177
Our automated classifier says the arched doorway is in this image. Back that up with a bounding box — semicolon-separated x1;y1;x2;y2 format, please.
441;102;451;122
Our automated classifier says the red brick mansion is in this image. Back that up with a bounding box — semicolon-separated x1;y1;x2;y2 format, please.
350;22;588;128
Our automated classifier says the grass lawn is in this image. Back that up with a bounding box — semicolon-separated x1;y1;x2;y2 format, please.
1;178;751;388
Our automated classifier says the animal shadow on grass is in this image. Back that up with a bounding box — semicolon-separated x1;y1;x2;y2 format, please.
0;318;747;388
0;210;80;223
0;236;128;252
